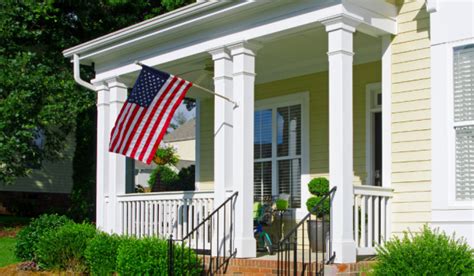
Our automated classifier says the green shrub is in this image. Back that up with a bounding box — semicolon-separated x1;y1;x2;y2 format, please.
307;177;329;196
275;198;288;211
148;165;179;190
306;196;330;218
177;165;195;191
117;237;201;275
85;232;124;275
15;214;72;261
36;222;97;272
373;225;474;275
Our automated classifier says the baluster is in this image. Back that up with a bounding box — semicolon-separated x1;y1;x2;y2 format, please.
368;196;373;248
381;197;386;244
361;195;366;248
145;201;150;237
374;196;380;245
354;195;360;248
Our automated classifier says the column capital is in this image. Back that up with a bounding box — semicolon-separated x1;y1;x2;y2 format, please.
227;40;262;57
321;14;361;33
105;77;128;90
208;47;231;61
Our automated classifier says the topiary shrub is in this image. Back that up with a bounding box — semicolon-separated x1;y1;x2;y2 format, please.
117;237;201;275
373;225;474;275
85;232;124;275
148;165;179;192
275;198;288;211
306;177;330;218
36;222;97;272
15;214;72;261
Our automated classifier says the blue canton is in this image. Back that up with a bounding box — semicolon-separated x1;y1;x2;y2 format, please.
128;66;170;107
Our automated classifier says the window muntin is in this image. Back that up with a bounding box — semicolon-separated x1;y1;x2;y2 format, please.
453;44;474;200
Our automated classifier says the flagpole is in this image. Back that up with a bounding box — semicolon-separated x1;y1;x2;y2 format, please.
135;61;239;108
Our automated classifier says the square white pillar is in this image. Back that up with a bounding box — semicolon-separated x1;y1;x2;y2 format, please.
106;78;128;234
209;47;233;257
228;41;260;258
94;82;109;231
323;16;358;263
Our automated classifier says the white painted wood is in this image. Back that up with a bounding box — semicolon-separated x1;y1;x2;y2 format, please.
353;185;393;255
94;83;109;231
381;35;392;193
323;16;358;263
229;41;260;258
106;79;128;234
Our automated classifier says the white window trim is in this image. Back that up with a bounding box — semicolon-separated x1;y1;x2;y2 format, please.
446;38;474;207
365;83;382;186
255;91;310;218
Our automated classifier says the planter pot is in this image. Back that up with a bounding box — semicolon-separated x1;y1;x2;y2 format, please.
307;220;330;252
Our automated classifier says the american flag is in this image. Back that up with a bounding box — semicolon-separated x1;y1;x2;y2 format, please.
109;65;192;164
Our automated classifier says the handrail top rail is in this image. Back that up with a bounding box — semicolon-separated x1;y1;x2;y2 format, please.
279;186;337;243
117;190;214;201
353;185;393;197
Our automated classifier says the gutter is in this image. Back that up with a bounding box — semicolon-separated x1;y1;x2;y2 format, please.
73;54;95;91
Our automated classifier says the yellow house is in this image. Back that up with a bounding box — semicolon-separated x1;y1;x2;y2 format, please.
63;0;473;272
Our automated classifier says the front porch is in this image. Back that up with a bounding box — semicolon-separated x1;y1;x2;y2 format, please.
65;0;398;266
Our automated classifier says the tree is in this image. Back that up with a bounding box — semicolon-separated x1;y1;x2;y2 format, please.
0;0;192;184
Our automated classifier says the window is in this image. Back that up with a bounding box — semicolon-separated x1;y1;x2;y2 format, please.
453;44;474;200
254;103;302;208
366;84;382;186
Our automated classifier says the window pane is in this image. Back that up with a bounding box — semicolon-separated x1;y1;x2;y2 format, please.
254;161;272;203
254;109;272;159
454;44;474;122
277;105;301;157
455;125;474;200
278;159;301;208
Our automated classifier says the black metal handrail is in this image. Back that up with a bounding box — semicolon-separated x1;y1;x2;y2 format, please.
168;191;238;275
277;187;337;276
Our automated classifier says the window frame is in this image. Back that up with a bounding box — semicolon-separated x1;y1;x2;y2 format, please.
365;82;382;186
254;92;310;216
447;39;474;206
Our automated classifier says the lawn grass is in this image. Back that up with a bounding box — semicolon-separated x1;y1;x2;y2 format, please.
0;237;18;267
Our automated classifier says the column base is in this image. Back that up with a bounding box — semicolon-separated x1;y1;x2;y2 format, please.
332;239;356;263
235;236;257;258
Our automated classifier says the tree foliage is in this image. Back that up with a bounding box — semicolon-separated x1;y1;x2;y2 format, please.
0;0;192;184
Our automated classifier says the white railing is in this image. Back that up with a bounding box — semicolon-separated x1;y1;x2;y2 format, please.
117;191;214;246
353;185;393;255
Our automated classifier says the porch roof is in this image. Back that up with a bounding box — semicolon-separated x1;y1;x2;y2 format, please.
63;0;397;85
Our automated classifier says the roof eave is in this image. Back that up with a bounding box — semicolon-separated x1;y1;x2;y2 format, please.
62;1;229;59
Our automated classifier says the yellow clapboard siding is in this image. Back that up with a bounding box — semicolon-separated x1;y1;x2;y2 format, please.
392;109;431;122
392;58;430;73
391;223;427;234
392;201;432;213
392;129;431;142
392;119;431;133
392;48;430;64
391;181;431;192
392;191;431;203
392;89;430;103
392;150;430;162
398;18;429;34
393;68;430;83
392;170;431;183
392;38;431;54
392;139;430;152
393;79;431;93
392;212;432;222
397;8;429;23
392;99;430;113
398;0;427;14
393;30;430;45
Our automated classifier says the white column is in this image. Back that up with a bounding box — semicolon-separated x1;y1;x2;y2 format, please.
381;35;392;238
210;47;233;205
229;41;260;258
209;47;233;256
106;78;128;234
323;17;358;263
95;82;109;231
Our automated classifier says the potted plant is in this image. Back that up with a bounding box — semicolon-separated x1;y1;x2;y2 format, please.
275;198;289;241
148;145;179;192
306;177;330;252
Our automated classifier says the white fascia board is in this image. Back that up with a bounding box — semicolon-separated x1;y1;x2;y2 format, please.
93;3;396;83
62;1;231;59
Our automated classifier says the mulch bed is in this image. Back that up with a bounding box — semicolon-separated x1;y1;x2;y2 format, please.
0;264;59;276
0;226;22;238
